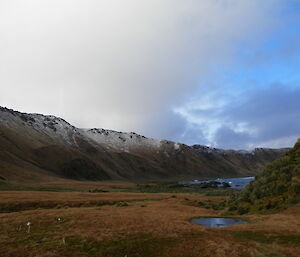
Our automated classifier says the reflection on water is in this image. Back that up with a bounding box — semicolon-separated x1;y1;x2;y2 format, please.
191;217;248;228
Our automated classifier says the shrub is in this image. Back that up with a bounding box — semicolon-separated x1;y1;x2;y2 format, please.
116;202;129;207
227;139;300;214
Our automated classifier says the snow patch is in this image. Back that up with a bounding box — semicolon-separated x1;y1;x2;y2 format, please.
174;142;180;150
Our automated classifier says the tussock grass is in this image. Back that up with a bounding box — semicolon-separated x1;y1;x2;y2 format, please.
230;231;300;246
0;191;168;213
0;190;300;256
126;183;237;195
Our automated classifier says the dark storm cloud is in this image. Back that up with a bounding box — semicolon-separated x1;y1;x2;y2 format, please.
228;85;300;137
179;85;300;149
214;127;252;150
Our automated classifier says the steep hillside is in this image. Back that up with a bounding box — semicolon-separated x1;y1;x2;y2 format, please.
228;139;300;214
0;106;287;183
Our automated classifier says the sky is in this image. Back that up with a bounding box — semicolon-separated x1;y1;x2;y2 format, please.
0;0;300;149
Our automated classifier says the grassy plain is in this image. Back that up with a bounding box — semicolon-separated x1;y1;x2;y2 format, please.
0;182;299;257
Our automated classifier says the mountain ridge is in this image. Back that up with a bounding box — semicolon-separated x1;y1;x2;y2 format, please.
0;106;288;183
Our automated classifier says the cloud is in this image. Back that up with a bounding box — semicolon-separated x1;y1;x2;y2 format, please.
178;84;300;149
0;2;283;123
0;0;298;149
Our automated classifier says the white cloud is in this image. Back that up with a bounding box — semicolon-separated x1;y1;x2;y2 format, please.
0;0;288;141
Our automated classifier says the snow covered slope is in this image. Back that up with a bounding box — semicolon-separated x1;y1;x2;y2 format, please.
0;106;288;183
0;106;79;146
82;128;163;152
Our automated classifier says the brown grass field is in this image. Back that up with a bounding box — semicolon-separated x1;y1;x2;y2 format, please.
0;183;299;257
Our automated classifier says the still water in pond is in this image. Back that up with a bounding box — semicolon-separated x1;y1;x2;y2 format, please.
191;217;248;228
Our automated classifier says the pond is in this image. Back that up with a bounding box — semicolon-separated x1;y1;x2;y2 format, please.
191;217;248;228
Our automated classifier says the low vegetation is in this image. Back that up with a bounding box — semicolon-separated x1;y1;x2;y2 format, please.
0;191;167;213
1;190;300;257
126;183;237;196
227;139;300;214
0;183;80;192
0;140;299;256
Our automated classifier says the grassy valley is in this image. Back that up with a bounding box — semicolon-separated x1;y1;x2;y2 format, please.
0;107;299;257
0;185;300;257
1;151;300;257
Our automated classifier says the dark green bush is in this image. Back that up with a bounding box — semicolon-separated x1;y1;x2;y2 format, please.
227;139;300;214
